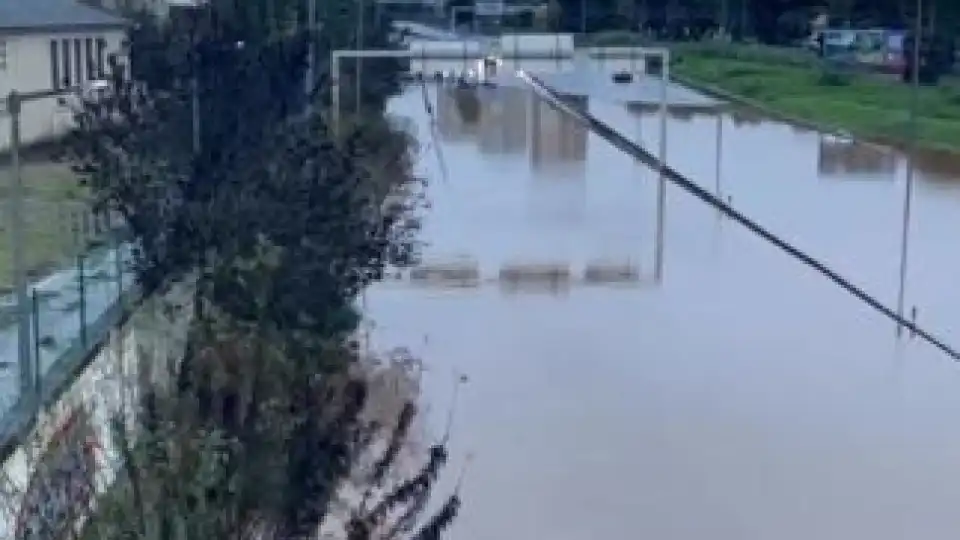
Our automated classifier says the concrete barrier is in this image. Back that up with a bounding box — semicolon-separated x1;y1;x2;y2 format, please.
583;261;641;283
498;263;571;283
409;261;481;286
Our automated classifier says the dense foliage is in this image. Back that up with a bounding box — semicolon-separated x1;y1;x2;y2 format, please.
483;0;960;43
58;0;459;537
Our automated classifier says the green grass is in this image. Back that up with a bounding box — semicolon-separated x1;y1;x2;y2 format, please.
0;161;94;290
670;48;960;154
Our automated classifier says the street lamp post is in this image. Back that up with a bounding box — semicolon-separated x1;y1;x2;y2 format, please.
306;0;317;97
356;0;365;114
896;0;922;337
5;87;89;414
5;92;31;412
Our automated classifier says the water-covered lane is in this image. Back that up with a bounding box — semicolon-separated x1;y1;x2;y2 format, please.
619;106;960;346
368;69;960;539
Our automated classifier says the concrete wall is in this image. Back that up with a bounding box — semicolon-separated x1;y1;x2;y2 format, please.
0;283;192;540
0;29;125;152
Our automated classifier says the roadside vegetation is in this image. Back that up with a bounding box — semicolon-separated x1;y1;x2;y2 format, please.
0;162;94;289
671;44;960;154
575;30;960;154
8;0;462;538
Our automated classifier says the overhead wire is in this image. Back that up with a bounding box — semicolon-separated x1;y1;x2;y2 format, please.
516;70;960;362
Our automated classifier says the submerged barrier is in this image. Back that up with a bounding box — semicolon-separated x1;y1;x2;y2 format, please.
389;260;643;290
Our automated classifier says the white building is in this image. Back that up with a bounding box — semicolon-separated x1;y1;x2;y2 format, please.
0;0;127;152
90;0;204;19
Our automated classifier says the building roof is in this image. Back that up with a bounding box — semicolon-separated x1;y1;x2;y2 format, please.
0;0;127;33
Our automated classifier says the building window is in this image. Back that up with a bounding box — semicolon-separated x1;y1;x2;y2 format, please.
96;38;106;78
0;40;7;71
85;38;95;80
50;40;60;88
74;38;82;84
61;39;71;87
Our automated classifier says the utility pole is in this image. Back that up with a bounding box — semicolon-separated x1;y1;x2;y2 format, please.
896;0;922;337
356;0;364;113
306;0;316;97
720;0;728;36
580;0;587;34
739;0;747;39
192;76;201;153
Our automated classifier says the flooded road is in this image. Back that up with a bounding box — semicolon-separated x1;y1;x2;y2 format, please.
368;60;960;540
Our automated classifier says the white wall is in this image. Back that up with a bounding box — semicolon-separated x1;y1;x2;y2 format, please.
0;29;125;152
0;284;193;540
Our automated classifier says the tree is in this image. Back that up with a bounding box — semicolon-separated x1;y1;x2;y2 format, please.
546;0;565;31
56;0;461;537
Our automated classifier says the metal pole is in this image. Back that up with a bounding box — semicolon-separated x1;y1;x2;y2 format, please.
191;76;200;154
654;51;669;281
31;289;40;400
739;0;747;39
333;52;341;133
356;0;364;114
896;0;922;337
78;255;87;348
306;0;316;97
580;0;587;34
7;92;34;412
715;113;723;197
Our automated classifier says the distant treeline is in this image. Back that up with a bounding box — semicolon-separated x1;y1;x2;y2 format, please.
443;0;960;45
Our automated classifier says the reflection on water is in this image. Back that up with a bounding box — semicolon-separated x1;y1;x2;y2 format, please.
910;147;960;186
374;69;960;540
629;105;960;186
528;164;587;224
477;86;528;154
818;138;897;179
531;92;588;165
437;86;481;140
435;83;589;166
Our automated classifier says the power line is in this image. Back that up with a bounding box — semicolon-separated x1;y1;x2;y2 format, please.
516;71;960;362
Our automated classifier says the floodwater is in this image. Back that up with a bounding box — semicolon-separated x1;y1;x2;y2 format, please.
367;58;960;540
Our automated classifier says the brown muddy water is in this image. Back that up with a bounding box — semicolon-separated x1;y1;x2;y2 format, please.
367;59;960;540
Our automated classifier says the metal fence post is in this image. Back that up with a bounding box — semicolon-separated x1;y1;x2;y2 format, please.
31;288;41;403
78;255;87;348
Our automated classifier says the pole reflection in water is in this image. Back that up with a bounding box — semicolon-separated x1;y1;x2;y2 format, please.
437;85;482;141
529;91;588;167
817;136;897;181
477;86;529;155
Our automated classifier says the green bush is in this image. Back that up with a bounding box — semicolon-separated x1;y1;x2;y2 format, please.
817;70;851;87
721;65;762;78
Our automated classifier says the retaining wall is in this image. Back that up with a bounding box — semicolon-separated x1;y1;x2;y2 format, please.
0;283;192;540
